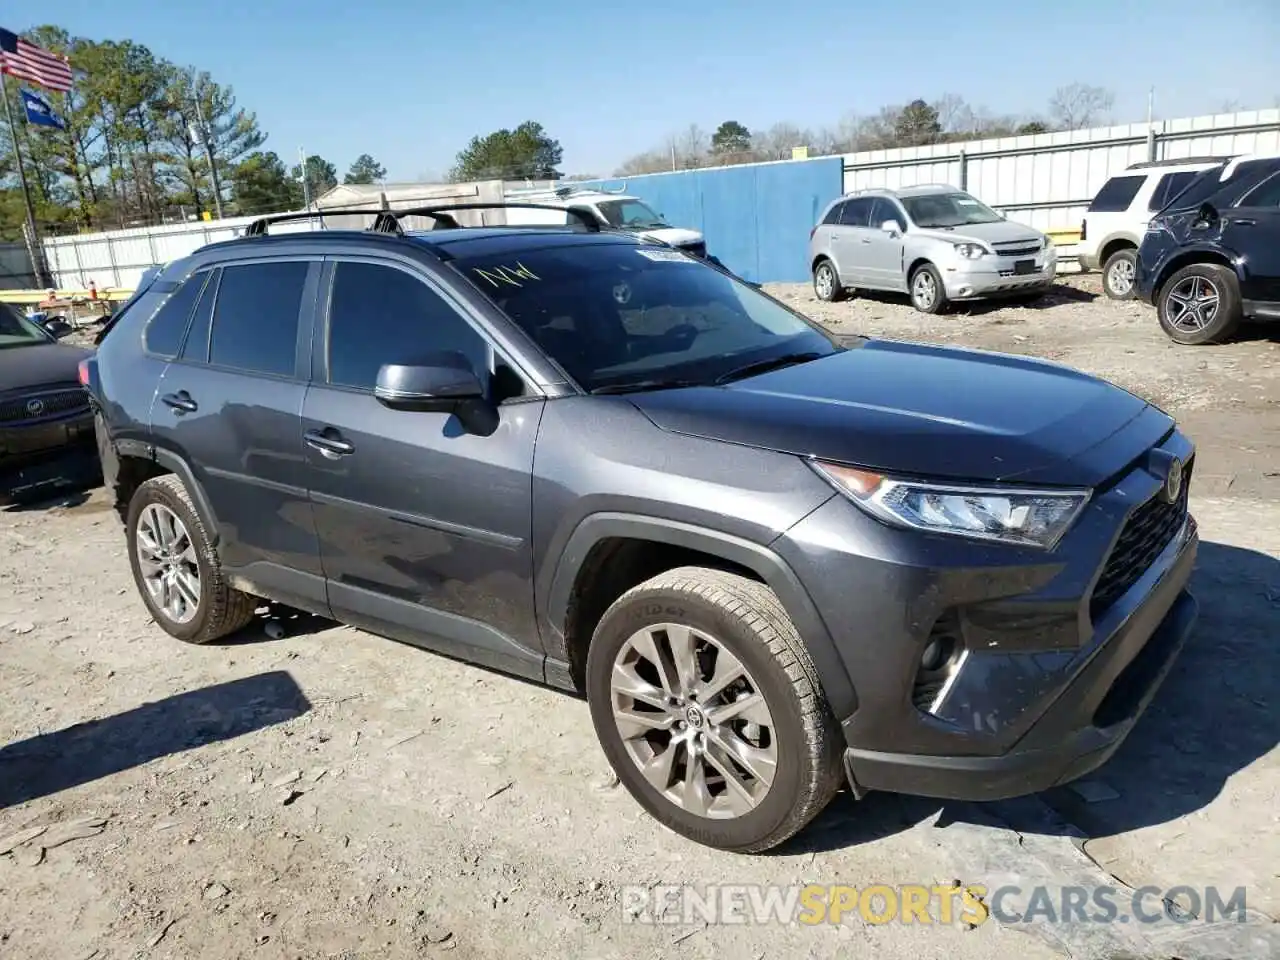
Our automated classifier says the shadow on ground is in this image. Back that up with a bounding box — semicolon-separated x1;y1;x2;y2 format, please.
217;601;338;646
780;538;1278;854
3;486;99;514
0;670;310;808
847;281;1097;317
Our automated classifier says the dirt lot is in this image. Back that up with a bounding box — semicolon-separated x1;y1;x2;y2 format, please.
1;275;1277;960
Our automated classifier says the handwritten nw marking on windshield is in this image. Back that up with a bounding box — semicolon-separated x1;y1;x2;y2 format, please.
472;262;542;289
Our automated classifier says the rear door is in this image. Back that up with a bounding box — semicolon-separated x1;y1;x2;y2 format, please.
149;256;326;613
831;197;876;285
300;255;547;679
1227;170;1280;305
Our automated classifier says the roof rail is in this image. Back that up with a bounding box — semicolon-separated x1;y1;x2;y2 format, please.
242;203;392;237
1125;155;1233;170
366;202;601;236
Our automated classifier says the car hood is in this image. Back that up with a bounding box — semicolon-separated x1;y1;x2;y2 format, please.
918;218;1043;247
627;341;1172;487
0;341;92;390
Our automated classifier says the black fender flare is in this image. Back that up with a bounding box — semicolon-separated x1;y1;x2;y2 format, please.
119;440;221;548
544;512;858;720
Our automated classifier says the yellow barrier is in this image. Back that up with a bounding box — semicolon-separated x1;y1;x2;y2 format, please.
0;288;134;305
1047;228;1082;244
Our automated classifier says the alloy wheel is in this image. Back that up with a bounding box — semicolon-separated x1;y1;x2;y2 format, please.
1106;257;1136;296
136;503;201;624
609;622;778;819
814;264;834;300
912;271;937;310
1166;275;1220;332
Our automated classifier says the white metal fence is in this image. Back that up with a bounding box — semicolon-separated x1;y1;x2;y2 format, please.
842;109;1280;247
35;108;1280;290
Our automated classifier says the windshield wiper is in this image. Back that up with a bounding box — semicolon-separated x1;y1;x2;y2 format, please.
590;378;705;395
713;352;824;385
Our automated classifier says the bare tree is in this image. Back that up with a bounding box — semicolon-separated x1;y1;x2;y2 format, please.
932;94;975;136
754;122;810;161
1048;83;1115;130
677;124;708;168
615;150;668;176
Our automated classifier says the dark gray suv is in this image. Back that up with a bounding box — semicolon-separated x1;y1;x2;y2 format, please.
84;205;1200;853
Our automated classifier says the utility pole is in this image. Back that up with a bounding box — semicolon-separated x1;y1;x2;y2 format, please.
190;75;223;219
0;69;50;287
298;146;311;211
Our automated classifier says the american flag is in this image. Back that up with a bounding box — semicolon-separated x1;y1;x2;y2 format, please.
0;28;73;93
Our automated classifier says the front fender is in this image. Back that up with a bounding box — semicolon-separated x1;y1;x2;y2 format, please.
543;512;859;721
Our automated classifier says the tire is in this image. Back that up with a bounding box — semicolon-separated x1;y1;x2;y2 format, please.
812;259;846;302
1156;263;1242;345
126;474;257;644
1101;248;1138;300
586;566;844;853
909;263;947;314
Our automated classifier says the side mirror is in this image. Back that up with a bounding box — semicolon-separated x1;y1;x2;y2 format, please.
374;351;484;412
44;317;74;339
880;220;901;236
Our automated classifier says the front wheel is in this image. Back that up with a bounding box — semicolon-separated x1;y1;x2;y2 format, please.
910;263;947;314
1156;263;1242;345
586;567;844;852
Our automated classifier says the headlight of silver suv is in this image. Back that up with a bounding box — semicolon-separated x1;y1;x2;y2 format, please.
811;461;1091;549
953;242;988;260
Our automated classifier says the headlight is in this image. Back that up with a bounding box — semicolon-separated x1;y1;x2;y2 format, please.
953;242;987;260
1042;235;1055;249
810;461;1091;549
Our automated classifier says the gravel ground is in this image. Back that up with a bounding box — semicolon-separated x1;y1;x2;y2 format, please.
1;276;1277;960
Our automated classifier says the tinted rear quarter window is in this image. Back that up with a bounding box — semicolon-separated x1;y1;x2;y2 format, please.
208;260;309;378
1088;175;1146;213
180;268;221;363
1147;171;1198;212
143;273;208;358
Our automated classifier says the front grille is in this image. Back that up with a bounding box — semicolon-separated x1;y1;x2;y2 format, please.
1090;463;1192;619
0;386;90;424
993;243;1041;257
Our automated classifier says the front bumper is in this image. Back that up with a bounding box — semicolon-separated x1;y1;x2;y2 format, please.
942;255;1058;299
774;427;1198;802
1;415;101;502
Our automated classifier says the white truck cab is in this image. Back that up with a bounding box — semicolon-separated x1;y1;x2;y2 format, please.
502;184;708;258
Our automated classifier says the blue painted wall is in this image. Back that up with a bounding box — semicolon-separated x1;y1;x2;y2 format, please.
582;157;843;284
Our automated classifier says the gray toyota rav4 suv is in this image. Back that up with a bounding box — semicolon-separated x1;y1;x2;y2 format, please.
84;203;1199;853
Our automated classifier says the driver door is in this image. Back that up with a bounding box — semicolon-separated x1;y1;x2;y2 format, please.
863;198;908;291
301;256;548;679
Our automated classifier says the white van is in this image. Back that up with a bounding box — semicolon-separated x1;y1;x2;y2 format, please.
502;184;708;258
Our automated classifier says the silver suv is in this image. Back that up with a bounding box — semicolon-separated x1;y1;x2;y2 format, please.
809;185;1056;313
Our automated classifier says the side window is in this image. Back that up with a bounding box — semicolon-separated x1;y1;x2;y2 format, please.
840;198;873;227
1147;171;1197;212
1088;175;1146;213
180;268;220;363
870;198;906;231
143;272;208;358
1239;172;1280;208
821;202;845;225
208;260;309;378
327;261;491;393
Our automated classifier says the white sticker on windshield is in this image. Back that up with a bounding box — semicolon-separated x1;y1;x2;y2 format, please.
957;198;981;206
636;248;695;263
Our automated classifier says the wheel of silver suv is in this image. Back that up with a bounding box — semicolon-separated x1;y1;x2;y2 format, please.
586;566;843;853
812;259;845;302
126;474;258;644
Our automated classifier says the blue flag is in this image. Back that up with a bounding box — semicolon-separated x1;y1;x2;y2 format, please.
20;88;65;129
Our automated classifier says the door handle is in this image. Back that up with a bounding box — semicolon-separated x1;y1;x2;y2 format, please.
860;238;873;244
304;428;354;458
161;391;198;415
1231;218;1256;227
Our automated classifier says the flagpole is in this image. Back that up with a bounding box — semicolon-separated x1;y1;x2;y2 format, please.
0;68;49;288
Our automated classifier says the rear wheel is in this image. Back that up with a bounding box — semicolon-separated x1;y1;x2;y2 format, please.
909;263;947;314
586;567;844;853
126;474;257;644
1101;248;1138;300
1156;263;1242;345
812;259;846;302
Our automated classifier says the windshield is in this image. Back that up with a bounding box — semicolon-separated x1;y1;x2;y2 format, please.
902;192;1003;228
0;304;54;349
454;241;840;393
595;199;668;230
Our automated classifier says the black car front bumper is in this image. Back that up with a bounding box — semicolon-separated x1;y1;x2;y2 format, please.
1;414;101;502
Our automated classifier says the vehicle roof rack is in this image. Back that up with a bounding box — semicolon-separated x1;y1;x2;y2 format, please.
366;202;600;236
1125;155;1234;170
241;204;395;237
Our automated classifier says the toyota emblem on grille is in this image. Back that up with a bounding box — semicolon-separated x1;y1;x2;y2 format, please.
1161;457;1183;503
25;398;45;418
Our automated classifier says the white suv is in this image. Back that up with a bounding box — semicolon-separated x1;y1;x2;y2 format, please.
1078;157;1228;299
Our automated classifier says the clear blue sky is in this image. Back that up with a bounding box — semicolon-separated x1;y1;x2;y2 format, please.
22;0;1280;180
